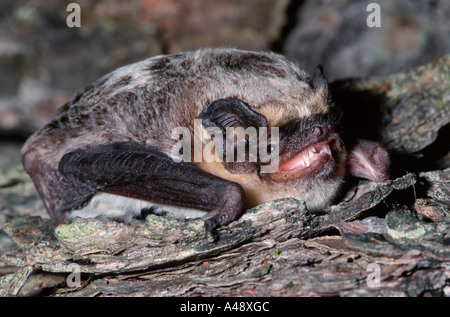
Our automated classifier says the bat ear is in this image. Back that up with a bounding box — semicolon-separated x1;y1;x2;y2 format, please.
199;98;268;174
199;98;267;132
310;64;329;102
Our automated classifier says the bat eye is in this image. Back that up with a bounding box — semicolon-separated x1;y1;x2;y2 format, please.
310;127;323;137
266;142;278;155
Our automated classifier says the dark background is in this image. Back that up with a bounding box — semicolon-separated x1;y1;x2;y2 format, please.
0;0;449;169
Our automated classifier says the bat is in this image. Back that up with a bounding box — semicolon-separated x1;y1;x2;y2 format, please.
22;48;390;235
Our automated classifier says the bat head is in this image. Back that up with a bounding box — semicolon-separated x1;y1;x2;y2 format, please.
261;64;345;187
195;53;347;210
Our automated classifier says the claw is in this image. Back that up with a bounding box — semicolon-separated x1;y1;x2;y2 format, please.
203;216;219;239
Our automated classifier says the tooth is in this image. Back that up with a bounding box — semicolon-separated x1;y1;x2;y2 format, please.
304;156;310;166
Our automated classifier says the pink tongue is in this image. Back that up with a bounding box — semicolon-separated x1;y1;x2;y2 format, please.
278;142;331;172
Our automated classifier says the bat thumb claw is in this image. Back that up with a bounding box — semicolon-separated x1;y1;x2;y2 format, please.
203;217;218;239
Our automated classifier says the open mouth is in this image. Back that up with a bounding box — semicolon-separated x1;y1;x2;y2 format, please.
277;140;336;176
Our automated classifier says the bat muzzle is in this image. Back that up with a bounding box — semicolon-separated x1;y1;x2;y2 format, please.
266;137;342;182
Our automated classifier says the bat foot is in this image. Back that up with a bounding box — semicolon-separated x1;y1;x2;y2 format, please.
347;139;390;182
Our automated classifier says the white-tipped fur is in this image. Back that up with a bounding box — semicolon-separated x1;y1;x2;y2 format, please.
70;192;207;222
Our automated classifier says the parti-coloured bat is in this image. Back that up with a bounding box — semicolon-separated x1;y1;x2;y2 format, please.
22;48;390;235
